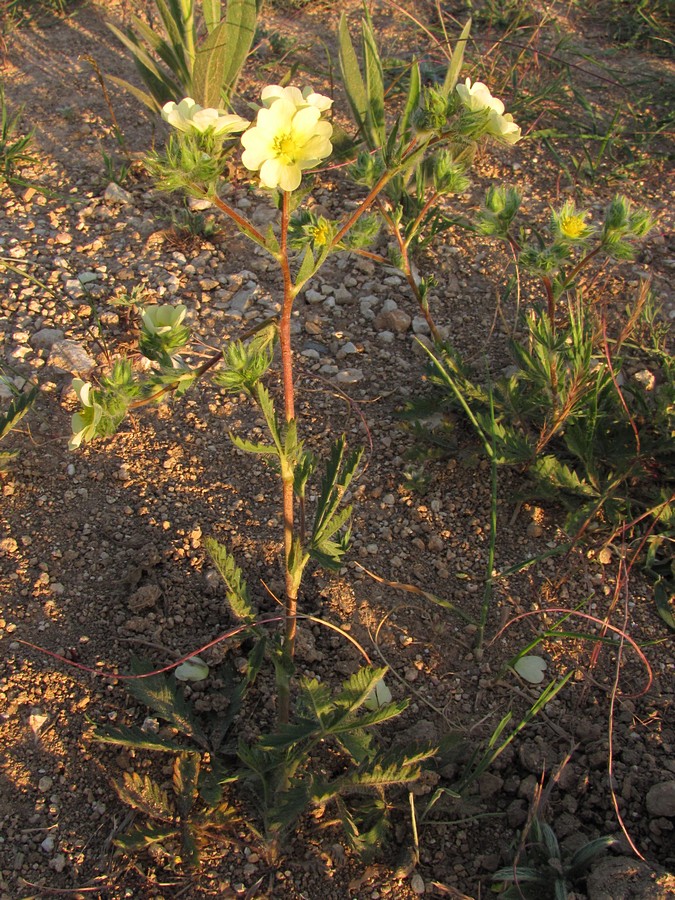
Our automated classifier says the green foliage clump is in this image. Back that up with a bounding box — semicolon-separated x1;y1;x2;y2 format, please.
0;87;36;187
492;817;618;899
107;0;261;113
406;193;673;624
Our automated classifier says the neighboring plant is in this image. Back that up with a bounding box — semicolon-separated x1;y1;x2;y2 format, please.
0;381;38;472
407;194;673;620
0;86;36;187
165;201;223;248
492;817;618;899
588;0;674;54
107;0;262;113
338;14;478;342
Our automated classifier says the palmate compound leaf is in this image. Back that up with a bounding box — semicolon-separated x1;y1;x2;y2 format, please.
127;657;209;750
115;771;176;823
344;743;438;789
532;454;598;498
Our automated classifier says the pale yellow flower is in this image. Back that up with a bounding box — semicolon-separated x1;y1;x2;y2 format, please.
69;379;102;450
141;304;187;336
456;78;521;145
162;98;249;136
456;78;505;115
241;90;333;192
486;111;522;145
260;84;333;113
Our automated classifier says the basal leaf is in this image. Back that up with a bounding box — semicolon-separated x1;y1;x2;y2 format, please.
203;0;222;33
338;13;369;145
334;666;388;712
221;0;259;98
362;10;386;148
115;771;175;822
128;658;210;749
173;751;200;818
204;536;256;622
92;723;186;754
114;822;178;852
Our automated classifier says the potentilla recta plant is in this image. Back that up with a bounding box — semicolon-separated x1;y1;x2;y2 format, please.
67;18;527;858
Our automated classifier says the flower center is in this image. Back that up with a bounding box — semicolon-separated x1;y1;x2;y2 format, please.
561;214;585;239
273;133;297;164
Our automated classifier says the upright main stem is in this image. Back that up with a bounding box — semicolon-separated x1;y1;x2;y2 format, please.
278;191;297;725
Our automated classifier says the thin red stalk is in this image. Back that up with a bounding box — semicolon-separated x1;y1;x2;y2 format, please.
19;617;285;681
601;308;640;454
331;169;393;248
210;193;267;247
607;557;646;859
278;191;298;723
404;191;440;249
376;198;442;342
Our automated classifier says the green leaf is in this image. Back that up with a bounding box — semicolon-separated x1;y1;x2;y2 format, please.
295;245;316;287
567;836;619;878
335;728;374;764
441;18;472;98
362;10;386;148
180;822;200;868
401;61;421;139
0;385;37;441
107;23;181;108
221;0;259;100
229;433;277;456
255;383;283;452
115;771;175;822
204;537;257;622
173;752;200;818
114;822;179;852
338;13;370;146
654;577;675;631
127;658;210;749
193;21;228;107
203;0;222;33
335;795;389;859
329;700;409;734
92;723;186;754
492;866;550;885
128;15;190;87
198;756;237;807
335;666;388;712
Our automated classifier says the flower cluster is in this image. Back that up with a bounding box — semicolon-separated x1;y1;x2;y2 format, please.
241;85;333;191
456;78;521;145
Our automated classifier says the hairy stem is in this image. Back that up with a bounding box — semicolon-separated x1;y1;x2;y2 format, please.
278;190;297;725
